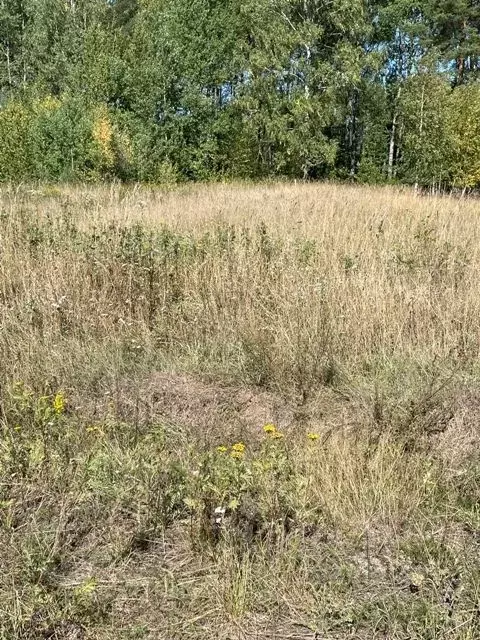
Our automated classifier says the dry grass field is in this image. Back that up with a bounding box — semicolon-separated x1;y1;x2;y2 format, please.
0;182;479;639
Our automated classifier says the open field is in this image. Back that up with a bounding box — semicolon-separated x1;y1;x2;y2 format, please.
0;182;479;639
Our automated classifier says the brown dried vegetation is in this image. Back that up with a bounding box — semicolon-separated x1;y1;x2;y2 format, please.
0;183;479;639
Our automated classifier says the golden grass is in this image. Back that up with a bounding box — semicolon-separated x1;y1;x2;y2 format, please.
1;182;480;388
0;182;479;639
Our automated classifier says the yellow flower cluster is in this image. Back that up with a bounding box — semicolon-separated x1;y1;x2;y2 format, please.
53;392;65;415
216;442;246;459
263;423;284;439
307;432;320;441
231;442;245;458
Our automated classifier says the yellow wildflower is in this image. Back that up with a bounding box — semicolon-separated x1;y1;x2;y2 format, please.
307;432;320;441
232;442;245;453
53;393;65;414
263;423;276;434
216;445;228;453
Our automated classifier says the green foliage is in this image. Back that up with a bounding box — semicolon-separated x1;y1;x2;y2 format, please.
447;84;480;188
29;97;97;180
1;382;68;479
0;102;32;180
0;96;132;182
398;74;452;187
1;0;480;185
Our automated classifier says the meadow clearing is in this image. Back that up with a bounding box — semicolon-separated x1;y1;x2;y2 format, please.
0;182;479;639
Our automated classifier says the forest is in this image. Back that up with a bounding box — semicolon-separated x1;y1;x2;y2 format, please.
1;0;480;187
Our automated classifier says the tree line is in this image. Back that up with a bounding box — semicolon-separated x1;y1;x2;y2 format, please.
1;0;479;187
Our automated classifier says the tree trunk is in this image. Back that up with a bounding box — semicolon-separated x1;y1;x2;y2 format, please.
414;80;425;193
348;88;360;177
388;86;402;180
388;111;397;180
455;20;468;85
6;45;12;86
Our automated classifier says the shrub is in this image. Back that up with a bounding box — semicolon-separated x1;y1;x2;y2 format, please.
0;101;32;180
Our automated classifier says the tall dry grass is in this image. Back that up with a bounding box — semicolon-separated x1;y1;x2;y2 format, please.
1;182;479;394
0;182;479;639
